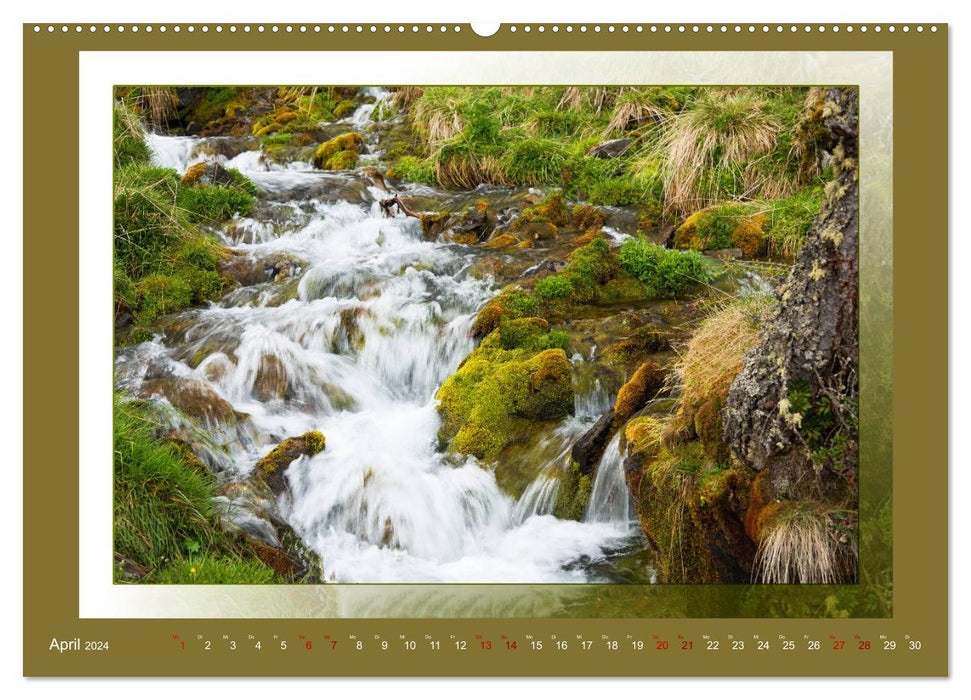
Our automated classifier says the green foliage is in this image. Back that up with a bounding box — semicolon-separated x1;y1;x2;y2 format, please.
787;379;839;451
113;102;151;168
112;104;254;340
501;138;569;185
388;155;437;183
135;275;194;321
618;235;710;297
152;555;277;584
535;274;573;299
113;396;270;582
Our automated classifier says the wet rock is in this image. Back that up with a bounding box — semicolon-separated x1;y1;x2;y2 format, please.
218;251;307;287
586;138;633;159
255;431;326;495
517;259;567;280
181;161;239;187
253;354;291;402
114;553;147;582
135;378;247;429
572;408;616;475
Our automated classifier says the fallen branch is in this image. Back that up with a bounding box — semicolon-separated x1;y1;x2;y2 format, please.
379;196;421;220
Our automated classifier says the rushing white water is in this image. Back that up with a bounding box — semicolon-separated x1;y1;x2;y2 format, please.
130;122;645;583
584;433;634;525
346;87;394;127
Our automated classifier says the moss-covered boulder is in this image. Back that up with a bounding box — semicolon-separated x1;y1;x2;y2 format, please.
312;132;363;170
255;431;326;494
613;361;665;423
436;329;574;462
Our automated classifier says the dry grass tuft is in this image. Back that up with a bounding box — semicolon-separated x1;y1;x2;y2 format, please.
411;90;466;146
754;504;844;583
607;91;669;134
676;297;770;417
127;87;179;130
392;86;425;109
650;91;781;214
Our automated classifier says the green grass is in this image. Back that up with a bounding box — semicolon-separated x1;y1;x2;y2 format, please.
113;395;278;583
112;104;256;340
152;555;277;584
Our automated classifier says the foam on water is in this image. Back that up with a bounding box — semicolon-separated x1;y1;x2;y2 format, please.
125;124;642;583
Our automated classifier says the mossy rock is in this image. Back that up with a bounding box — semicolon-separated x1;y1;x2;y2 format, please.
333;100;358;119
614;361;666;423
516;193;572;228
498;317;549;350
312;132;364;170
552;461;593;521
572;203;606;232
255;431;326;494
181;162;208;185
135;378;248;430
471;289;538;338
730;215;768;259
484;233;521;249
511;219;558;241
436;337;574;462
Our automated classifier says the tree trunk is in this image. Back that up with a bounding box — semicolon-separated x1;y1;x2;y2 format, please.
723;87;859;505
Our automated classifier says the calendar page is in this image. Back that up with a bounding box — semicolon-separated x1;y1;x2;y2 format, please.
21;22;947;677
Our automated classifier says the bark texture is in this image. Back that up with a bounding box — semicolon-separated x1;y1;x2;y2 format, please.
723;87;859;503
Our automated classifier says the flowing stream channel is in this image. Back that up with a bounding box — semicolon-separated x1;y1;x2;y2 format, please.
117;91;655;584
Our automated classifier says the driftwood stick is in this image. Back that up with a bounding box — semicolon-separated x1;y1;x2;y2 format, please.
379;196;421;220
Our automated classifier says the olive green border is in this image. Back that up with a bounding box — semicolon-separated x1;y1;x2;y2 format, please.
24;25;947;676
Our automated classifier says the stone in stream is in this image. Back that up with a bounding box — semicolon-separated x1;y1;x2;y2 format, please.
218;250;307;287
572;407;616;475
586;138;634;159
180;161;239;187
255;431;327;495
135;378;250;429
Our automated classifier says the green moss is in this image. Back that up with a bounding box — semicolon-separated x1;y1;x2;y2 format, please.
553;462;593;521
436;337;574;461
135;275;194;321
333;99;358;119
515;193;572;228
313;133;364;170
535;274;573;299
261;132;294;148
471;289;538;337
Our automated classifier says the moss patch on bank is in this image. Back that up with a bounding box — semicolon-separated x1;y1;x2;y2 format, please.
112;103;255;343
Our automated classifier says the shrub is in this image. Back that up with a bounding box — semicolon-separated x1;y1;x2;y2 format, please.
617;236;710;296
535;274;574;299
